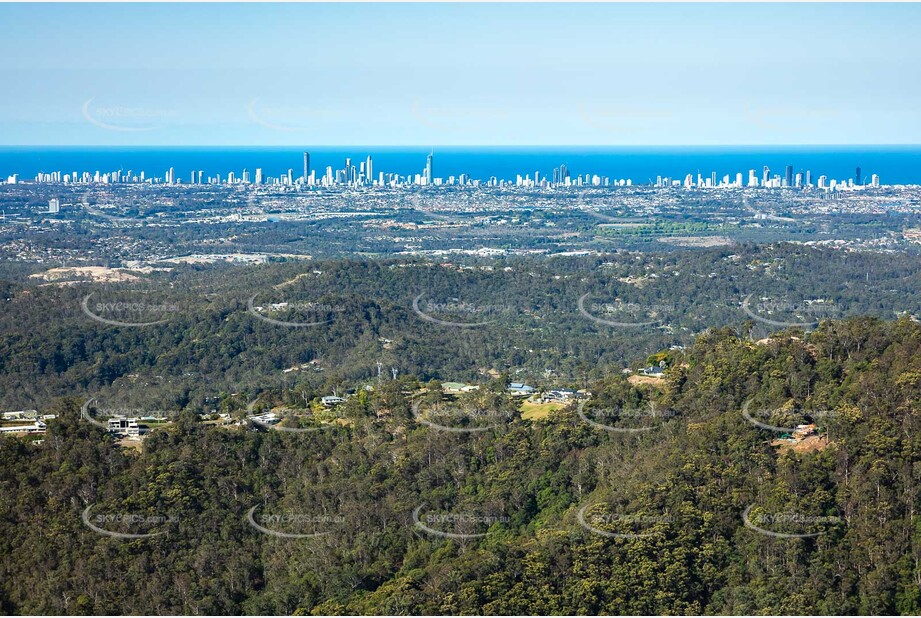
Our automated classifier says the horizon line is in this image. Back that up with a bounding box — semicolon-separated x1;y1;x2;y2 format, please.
2;144;921;149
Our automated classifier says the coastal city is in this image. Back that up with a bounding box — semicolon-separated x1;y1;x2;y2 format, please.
0;150;917;269
7;150;886;191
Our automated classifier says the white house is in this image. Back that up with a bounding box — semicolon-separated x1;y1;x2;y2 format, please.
2;410;37;421
0;420;46;434
106;416;147;437
249;412;279;425
544;389;580;403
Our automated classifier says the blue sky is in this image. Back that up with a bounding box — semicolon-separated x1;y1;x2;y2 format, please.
1;2;919;146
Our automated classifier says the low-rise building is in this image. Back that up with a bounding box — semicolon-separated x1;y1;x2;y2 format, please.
793;423;817;439
543;388;580;403
2;410;38;421
442;382;479;394
249;412;279;425
0;420;46;434
508;383;535;397
106;416;147;437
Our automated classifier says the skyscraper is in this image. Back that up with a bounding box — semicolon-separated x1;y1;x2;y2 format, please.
366;155;373;185
785;165;793;187
855;166;862;186
763;166;770;185
425;151;434;185
303;152;310;183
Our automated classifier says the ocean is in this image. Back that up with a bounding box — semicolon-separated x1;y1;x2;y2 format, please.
2;146;920;185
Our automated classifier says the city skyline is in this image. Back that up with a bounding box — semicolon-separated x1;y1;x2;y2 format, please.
12;149;883;191
1;3;920;146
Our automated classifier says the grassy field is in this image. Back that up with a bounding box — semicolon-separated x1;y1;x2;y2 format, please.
520;401;564;421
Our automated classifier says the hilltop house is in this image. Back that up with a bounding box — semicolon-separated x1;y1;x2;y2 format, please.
249;412;279;425
1;410;38;421
106;416;148;438
0;420;46;434
793;424;816;439
508;383;535;397
543;388;580;403
442;382;479;394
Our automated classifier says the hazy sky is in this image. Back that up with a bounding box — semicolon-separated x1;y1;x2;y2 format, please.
1;2;920;146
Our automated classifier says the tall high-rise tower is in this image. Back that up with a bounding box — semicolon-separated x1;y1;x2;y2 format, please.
303;152;310;183
785;165;793;187
425;150;434;185
855;166;862;186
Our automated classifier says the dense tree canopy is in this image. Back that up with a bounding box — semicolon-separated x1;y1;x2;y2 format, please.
3;314;921;614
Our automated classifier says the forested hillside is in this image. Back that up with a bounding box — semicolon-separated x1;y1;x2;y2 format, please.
2;315;920;615
2;244;921;413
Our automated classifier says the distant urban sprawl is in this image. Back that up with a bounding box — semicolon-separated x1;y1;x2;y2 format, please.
8;151;884;191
